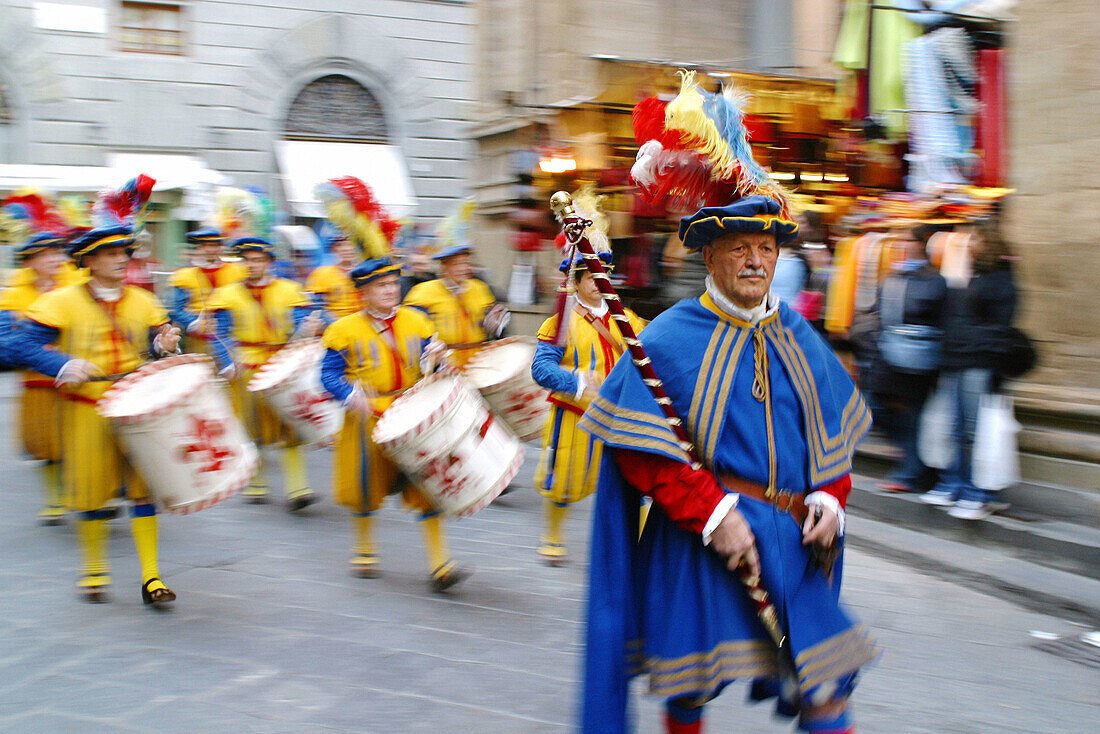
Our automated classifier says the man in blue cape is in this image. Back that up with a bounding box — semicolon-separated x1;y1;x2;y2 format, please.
578;195;879;734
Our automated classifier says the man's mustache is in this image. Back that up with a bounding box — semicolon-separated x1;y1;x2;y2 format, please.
738;268;767;278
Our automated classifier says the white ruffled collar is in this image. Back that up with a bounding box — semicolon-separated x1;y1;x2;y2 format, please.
705;276;778;325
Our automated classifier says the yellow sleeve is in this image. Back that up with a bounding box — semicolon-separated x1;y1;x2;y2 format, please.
305;267;329;294
469;279;496;316
25;288;68;329
0;286;21;310
535;315;559;341
169;268;191;289
284;281;311;309
402;280;433;311
412;309;435;339
4;268;33;288
207;284;232;312
147;292;169;327
627;309;648;335
322;317;351;352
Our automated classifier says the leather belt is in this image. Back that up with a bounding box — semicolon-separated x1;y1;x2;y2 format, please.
716;472;809;527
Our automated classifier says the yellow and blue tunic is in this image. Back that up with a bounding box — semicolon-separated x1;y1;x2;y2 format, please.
15;284;172;511
532;305;647;504
320;307;435;514
169;261;247;353
403;278;497;367
0;268;86;462
208;279;312;446
306;264;363;322
577;294;878;730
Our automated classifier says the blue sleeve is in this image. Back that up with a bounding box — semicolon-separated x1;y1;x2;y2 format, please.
171;287;198;331
292;305;313;329
0;311;15;367
531;340;579;395
12;320;72;377
310;293;337;327
212;310;235;371
321;347;353;402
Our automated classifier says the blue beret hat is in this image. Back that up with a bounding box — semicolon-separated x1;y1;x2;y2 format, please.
17;232;69;262
186;227;224;245
678;195;798;252
231;236;276;259
558;251;614;274
351;257;402;287
70;225;135;264
433;243;473;261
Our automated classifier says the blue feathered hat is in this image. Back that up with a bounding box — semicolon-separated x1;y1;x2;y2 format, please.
558;251;614;274
433;243;472;261
678;195;798;253
186;227;224;246
70;225;135;266
231;236;276;259
351;257;402;287
17;232;69;263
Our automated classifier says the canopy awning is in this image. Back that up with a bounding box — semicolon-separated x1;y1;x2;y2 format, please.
275;141;416;219
0;155;228;193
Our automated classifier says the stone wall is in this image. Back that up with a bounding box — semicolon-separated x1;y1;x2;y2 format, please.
0;0;475;220
1005;0;1100;388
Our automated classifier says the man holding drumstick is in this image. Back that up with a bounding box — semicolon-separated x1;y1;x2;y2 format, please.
208;237;321;510
319;257;468;592
12;225;182;606
403;243;509;368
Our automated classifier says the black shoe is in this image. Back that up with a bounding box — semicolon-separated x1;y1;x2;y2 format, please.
430;562;470;593
285;490;318;513
141;578;176;608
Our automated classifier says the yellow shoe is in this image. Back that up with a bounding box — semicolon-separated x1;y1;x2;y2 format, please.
76;572;111;603
349;553;380;579
537;541;568;567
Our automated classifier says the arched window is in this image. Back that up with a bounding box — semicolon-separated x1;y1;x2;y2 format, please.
284;74;389;143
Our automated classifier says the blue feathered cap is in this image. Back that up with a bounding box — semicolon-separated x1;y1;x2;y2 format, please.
231;236;276;259
433;243;473;261
186;227;224;245
351;257;402;287
70;225;135;265
678;195;799;252
17;232;69;262
558;251;614;274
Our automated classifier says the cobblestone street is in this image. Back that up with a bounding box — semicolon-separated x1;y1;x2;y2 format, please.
0;397;1096;732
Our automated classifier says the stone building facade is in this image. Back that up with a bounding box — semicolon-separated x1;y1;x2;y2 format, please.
0;0;474;257
1005;0;1100;390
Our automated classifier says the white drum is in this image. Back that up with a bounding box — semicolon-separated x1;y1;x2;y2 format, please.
372;371;523;517
247;338;344;445
98;354;258;514
462;336;550;442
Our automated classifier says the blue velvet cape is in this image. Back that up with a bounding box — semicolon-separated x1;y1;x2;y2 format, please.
577;295;879;733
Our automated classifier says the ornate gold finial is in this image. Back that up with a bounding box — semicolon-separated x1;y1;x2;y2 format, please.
549;191;575;219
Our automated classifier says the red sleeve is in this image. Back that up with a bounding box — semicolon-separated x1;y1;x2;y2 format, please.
613;448;729;535
813;474;852;510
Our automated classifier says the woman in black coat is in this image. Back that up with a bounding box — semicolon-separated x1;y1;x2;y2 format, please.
921;225;1019;519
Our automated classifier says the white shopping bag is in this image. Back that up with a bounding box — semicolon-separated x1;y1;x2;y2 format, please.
971;394;1021;490
918;381;955;470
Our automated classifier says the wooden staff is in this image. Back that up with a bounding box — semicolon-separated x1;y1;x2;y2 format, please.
549;191;787;651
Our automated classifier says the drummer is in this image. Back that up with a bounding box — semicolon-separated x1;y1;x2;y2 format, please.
530;252;647;564
208;237;321;510
11;225;182;605
169;227;246;353
0;232;86;525
319;256;469;592
403;243;509;368
305;234;363;323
